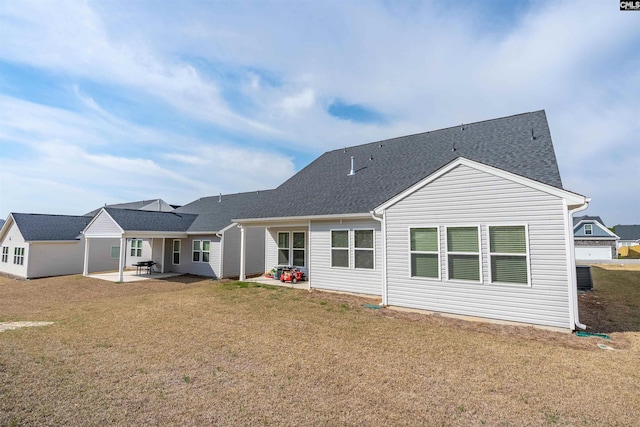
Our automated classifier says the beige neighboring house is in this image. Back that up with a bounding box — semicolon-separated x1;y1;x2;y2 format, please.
0;213;96;279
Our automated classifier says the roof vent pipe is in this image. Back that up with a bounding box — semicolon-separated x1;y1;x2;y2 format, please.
158;199;161;211
348;156;355;176
219;193;222;203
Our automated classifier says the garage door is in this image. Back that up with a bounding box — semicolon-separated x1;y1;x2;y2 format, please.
575;246;612;260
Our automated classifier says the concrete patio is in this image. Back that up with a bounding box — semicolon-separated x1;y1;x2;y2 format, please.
88;270;184;283
244;275;310;290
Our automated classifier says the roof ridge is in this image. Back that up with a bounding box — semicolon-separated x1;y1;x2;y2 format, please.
323;110;545;154
12;212;92;218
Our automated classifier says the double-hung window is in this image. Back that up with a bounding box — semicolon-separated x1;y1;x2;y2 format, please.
292;232;305;267
446;227;480;281
331;230;349;268
278;232;290;265
172;240;181;265
130;239;142;257
13;247;24;265
410;228;439;278
489;225;529;285
584;224;593;235
354;230;374;269
192;240;210;263
1;246;8;263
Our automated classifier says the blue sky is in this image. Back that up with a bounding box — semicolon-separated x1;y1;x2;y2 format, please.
0;0;638;225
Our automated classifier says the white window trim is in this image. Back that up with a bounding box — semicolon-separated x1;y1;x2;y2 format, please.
353;229;375;270
330;229;350;269
291;231;306;267
130;239;143;257
13;247;25;265
407;226;441;280
110;246;120;260
277;231;291;266
487;223;532;287
584;224;593;236
172;239;181;265
1;246;8;263
192;240;211;263
444;225;483;283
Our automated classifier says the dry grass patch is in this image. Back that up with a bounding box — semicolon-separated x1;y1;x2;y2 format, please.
1;274;639;426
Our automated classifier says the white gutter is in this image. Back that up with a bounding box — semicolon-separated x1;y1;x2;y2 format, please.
233;212;371;224
565;198;591;331
370;211;387;306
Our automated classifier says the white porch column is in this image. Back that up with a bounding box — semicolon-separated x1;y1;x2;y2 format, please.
239;225;246;281
83;237;90;276
161;238;165;273
118;236;126;282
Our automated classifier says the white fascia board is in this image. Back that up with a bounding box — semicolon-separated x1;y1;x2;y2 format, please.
188;230;222;235
0;214;16;241
374;157;587;213
233;212;371;226
122;231;188;238
82;208;124;236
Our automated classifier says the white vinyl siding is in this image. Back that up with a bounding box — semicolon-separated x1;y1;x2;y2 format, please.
310;219;382;296
385;164;573;329
409;228;439;279
223;226;265;278
170;236;221;277
83;211;122;236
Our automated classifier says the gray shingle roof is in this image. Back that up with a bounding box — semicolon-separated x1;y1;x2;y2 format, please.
12;213;92;241
85;199;175;217
104;208;197;232
240;110;564;219
175;190;274;232
614;225;640;241
573;215;606;227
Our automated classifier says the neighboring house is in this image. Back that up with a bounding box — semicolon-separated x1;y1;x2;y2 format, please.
0;213;93;279
82;191;272;281
234;110;589;330
614;224;640;248
573;216;619;260
84;198;176;217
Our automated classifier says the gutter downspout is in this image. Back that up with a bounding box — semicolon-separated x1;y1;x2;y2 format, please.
370;211;387;306
216;232;223;279
566;198;590;330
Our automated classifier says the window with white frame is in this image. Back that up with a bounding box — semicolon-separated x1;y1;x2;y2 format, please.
130;239;142;257
489;225;529;285
13;247;24;265
277;232;290;265
446;227;480;281
172;240;181;265
110;246;120;259
331;230;349;268
192;240;210;263
410;227;439;278
354;229;374;269
1;246;8;263
584;224;593;235
292;232;305;267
